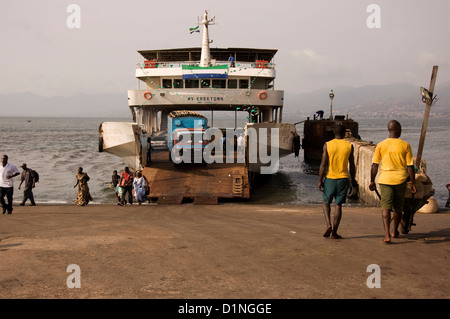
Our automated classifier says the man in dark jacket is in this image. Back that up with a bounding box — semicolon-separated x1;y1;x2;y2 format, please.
18;163;36;206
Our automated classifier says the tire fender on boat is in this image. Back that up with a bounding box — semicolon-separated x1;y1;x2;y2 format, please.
258;91;267;100
144;91;152;100
292;134;301;157
98;136;104;153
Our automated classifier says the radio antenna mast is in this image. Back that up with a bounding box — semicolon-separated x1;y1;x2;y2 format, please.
198;10;216;67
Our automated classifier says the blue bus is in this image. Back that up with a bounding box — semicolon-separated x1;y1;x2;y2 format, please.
167;111;208;163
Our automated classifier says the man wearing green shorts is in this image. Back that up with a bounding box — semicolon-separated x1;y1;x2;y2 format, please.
369;120;416;244
318;124;356;239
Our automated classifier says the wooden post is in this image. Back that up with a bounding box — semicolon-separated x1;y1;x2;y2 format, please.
416;65;438;169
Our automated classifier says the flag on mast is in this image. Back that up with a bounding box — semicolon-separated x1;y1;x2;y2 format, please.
189;25;200;34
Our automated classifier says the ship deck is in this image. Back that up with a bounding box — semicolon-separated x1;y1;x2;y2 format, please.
143;150;250;204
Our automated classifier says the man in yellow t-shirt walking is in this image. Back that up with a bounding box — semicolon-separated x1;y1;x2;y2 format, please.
369;120;416;244
318;124;357;239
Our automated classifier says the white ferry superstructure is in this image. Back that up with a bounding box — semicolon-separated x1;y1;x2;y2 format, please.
99;10;299;175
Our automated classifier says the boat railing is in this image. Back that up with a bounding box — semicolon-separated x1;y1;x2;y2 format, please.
136;60;275;70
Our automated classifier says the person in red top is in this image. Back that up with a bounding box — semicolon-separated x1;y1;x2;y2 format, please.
118;166;133;206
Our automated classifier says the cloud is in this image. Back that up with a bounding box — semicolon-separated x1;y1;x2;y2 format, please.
418;52;438;67
289;49;356;78
278;49;362;92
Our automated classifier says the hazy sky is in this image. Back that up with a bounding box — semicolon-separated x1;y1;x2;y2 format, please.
1;0;449;98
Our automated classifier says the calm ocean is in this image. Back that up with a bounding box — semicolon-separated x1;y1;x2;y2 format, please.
0;117;448;207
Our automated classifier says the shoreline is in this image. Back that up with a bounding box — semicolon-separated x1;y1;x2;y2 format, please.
1;204;449;299
8;201;450;212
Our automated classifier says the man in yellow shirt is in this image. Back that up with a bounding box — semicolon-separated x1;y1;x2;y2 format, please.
369;120;416;244
318;124;357;239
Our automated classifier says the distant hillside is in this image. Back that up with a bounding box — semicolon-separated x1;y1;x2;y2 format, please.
1;82;448;119
284;82;450;120
0;92;130;118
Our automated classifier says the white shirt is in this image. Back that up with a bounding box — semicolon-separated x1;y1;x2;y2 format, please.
0;163;20;188
237;135;244;147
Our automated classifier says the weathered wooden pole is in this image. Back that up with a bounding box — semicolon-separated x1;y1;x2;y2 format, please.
416;65;438;169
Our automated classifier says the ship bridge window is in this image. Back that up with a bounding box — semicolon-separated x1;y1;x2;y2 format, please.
212;79;226;89
228;79;237;89
201;79;211;88
185;79;199;88
162;79;172;89
239;79;249;89
174;79;183;89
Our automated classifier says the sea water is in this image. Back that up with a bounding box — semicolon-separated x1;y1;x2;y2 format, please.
0;117;448;206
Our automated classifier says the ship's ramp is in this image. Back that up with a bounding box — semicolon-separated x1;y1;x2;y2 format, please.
142;156;249;204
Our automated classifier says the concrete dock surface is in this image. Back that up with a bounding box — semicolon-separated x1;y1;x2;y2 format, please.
0;203;449;299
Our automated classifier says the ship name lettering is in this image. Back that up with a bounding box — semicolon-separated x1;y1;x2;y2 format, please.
186;96;224;102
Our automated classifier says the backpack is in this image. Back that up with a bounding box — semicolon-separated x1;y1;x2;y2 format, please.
30;169;39;183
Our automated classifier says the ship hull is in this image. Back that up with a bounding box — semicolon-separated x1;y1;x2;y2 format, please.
98;122;141;170
302;119;359;163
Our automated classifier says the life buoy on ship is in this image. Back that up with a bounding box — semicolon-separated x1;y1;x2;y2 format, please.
258;91;267;100
143;92;152;100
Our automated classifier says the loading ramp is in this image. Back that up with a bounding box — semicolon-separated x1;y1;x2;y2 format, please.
142;151;250;204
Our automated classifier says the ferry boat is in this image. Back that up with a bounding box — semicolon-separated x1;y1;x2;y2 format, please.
99;11;299;203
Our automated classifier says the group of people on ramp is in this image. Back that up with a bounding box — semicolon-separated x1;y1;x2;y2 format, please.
111;167;149;206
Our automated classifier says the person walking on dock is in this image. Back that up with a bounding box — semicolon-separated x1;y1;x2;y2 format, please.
369;120;416;244
111;170;121;204
118;166;133;206
74;167;93;206
0;155;20;214
318;124;356;239
18;163;36;206
133;171;147;205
